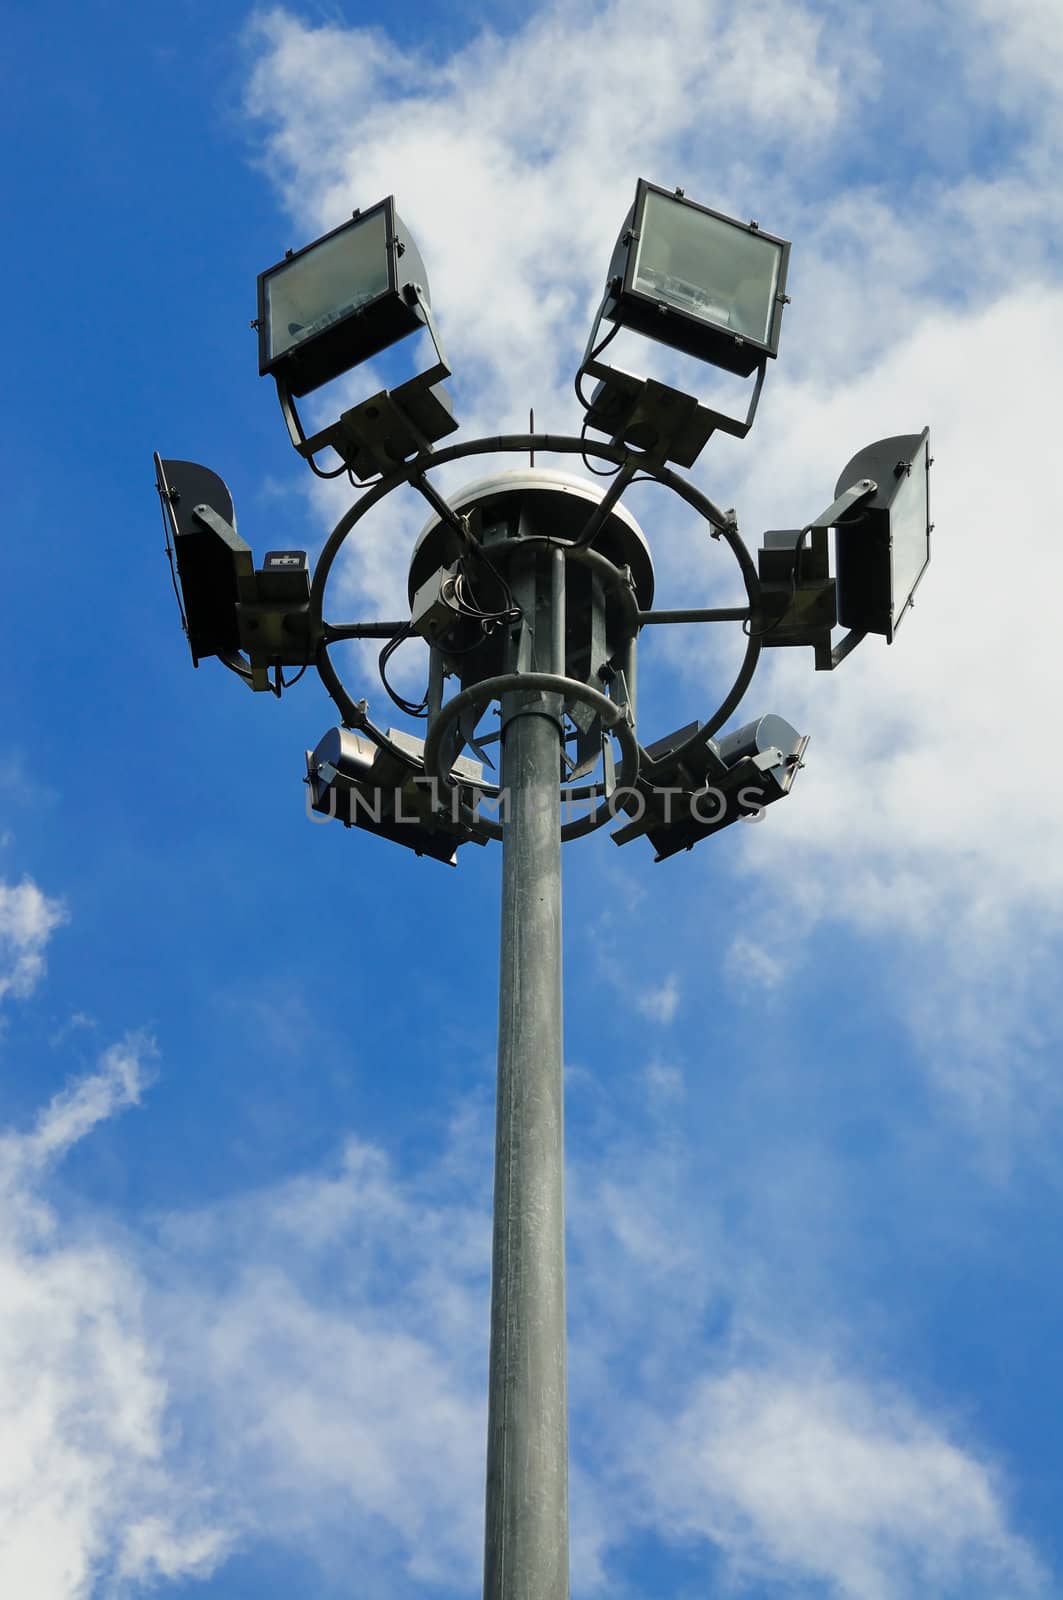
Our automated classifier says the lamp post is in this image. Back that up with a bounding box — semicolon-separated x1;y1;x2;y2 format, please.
155;178;933;1600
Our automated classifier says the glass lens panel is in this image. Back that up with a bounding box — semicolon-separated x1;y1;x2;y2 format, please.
632;191;781;344
267;211;389;362
890;434;930;619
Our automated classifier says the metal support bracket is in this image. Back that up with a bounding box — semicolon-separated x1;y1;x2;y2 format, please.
274;284;458;478
754;478;879;667
576;291;769;458
190;504;255;578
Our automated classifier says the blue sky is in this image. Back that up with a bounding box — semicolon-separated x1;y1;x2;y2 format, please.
3;1;1063;1596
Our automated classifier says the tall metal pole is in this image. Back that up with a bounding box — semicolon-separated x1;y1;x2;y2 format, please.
483;550;569;1600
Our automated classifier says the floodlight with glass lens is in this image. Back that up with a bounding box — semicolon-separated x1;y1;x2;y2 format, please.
610;180;790;374
258;197;458;477
578;179;791;455
258;199;429;394
834;429;931;642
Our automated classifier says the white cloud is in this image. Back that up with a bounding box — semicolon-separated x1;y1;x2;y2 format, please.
0;1040;494;1598
0;1037;1047;1599
152;1130;494;1593
636;974;681;1024
0;1038;227;1600
178;1270;486;1587
700;284;1063;1114
969;0;1063;139
732;287;1063;920
726;933;789;992
0;875;66;1004
644;1059;685;1105
635;1363;1043;1599
48;1011;97;1048
3;1037;152;1177
565;1061;1045;1600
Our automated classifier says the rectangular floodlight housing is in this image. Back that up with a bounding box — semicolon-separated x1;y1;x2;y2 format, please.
305;728;485;866
258;197;430;398
611;714;808;859
834;429;931;642
154;454;253;666
607;180;790;378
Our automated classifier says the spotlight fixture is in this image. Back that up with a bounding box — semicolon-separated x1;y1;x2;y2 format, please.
834;429;932;642
612;714;808;860
754;429;932;668
578;179;791;460
305;726;486;865
605;180;790;372
153;454;250;666
257;197;458;479
154;454;312;692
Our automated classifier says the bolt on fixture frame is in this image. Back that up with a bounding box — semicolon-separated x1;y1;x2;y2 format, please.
155;177;932;1600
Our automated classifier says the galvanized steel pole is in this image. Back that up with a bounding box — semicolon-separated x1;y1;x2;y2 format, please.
483;555;569;1600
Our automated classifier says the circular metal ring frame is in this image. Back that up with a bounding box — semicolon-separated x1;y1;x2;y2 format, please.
423;671;640;843
310;432;762;844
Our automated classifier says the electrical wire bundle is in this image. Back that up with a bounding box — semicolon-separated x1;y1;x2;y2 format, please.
378;547;523;718
378;624;431;716
575;322;622;477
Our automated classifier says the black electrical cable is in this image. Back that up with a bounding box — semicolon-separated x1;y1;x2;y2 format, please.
450;573;497;621
458;547;522;625
278;659;311;690
580;415;622;478
379;625;430;717
574;320;621;410
576;322;626;478
453;566;519;626
305;453;351;480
